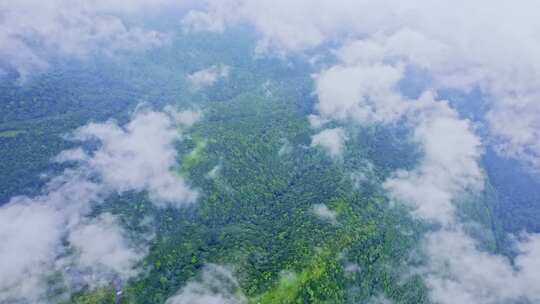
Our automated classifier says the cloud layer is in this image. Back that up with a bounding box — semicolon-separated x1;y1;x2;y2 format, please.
383;93;483;225
0;107;199;302
318;27;540;304
66;213;145;286
424;229;540;304
0;0;172;82
185;0;540;172
59;109;199;208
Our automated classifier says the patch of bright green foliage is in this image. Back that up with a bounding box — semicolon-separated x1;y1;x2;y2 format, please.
0;129;25;138
69;289;116;304
181;138;207;174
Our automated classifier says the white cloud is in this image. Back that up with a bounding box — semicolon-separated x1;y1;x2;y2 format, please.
0;0;171;82
487;102;540;172
312;203;337;224
384;93;483;225
62;109;199;208
0;172;104;302
350;160;376;189
307;114;329;129
310;127;347;158
187;65;231;91
165;106;203;128
182;0;368;55
0;202;63;303
166;264;246;304
66;213;145;287
0;107;199;302
424;229;540;304
315;63;407;124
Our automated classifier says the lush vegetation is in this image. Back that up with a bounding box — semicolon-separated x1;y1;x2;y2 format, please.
1;21;506;304
86;63;430;303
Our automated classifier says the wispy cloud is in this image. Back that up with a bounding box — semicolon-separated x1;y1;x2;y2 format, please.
310;127;347;158
187;65;231;91
312;203;337;224
166;264;246;304
63;213;145;288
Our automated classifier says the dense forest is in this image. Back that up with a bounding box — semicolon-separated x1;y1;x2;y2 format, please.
0;20;528;304
66;62;430;303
